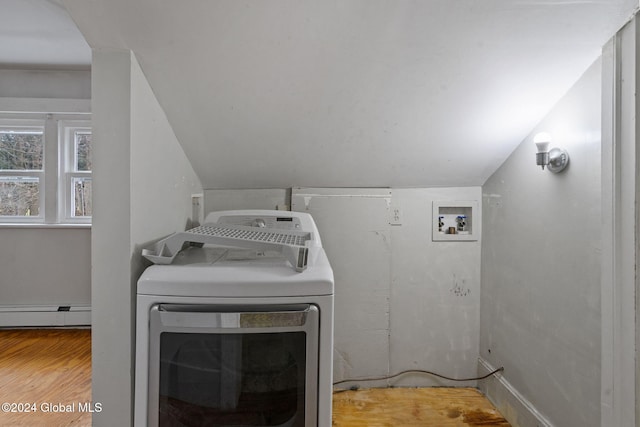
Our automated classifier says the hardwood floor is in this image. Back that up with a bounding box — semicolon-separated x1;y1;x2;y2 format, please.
0;329;509;426
0;329;92;427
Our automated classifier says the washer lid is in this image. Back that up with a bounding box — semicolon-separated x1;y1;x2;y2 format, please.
142;210;322;272
137;247;334;298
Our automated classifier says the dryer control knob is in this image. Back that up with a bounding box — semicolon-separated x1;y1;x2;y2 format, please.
252;218;266;228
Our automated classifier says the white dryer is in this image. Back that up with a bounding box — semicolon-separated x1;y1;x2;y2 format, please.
134;210;334;427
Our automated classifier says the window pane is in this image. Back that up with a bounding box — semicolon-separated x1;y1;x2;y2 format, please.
75;131;92;172
0;130;44;171
0;176;40;216
72;177;92;217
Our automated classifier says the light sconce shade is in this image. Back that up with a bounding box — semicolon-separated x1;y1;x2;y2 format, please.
533;132;569;173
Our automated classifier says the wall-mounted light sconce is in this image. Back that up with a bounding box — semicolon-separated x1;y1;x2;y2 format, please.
533;132;569;173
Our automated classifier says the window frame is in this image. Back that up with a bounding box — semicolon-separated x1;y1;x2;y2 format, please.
59;121;92;224
0;113;92;226
0;119;46;223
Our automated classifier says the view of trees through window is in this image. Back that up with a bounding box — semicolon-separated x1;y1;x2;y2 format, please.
0;130;43;216
73;131;92;217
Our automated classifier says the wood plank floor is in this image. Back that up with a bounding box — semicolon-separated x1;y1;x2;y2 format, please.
0;329;92;427
332;387;510;426
0;329;509;426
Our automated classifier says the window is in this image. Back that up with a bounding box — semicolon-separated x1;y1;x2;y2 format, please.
72;130;93;217
60;123;93;222
0;116;92;225
0;122;45;220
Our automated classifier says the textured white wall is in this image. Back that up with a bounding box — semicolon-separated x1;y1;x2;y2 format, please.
291;187;481;387
292;188;393;383
389;188;481;387
91;49;202;427
480;58;602;426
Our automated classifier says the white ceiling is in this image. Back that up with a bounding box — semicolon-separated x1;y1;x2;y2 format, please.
14;1;640;188
0;0;90;68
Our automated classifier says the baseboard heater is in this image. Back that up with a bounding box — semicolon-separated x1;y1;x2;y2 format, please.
0;305;91;327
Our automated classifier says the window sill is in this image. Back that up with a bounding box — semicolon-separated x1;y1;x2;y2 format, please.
0;223;91;229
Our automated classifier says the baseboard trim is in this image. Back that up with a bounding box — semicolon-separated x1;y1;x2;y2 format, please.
477;358;553;427
0;305;91;327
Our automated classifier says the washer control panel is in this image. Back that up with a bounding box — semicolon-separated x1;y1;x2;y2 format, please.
217;215;302;230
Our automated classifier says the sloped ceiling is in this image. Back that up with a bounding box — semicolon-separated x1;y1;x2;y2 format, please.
0;0;90;68
63;0;637;188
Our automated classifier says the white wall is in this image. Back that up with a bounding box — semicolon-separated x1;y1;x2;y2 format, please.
601;18;638;427
0;67;92;321
480;58;602;426
200;187;482;388
91;49;202;427
0;68;91;99
390;188;481;386
0;227;90;305
204;188;289;214
292;188;393;384
291;187;481;387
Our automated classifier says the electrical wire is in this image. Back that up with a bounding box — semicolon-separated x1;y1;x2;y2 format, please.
332;366;504;388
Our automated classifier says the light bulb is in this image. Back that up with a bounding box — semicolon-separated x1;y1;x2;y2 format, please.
533;132;551;169
533;132;551;153
535;141;549;154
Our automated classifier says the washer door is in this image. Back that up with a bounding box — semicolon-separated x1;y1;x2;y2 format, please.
147;304;319;427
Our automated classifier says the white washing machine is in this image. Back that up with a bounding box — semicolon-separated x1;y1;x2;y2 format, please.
134;210;334;427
